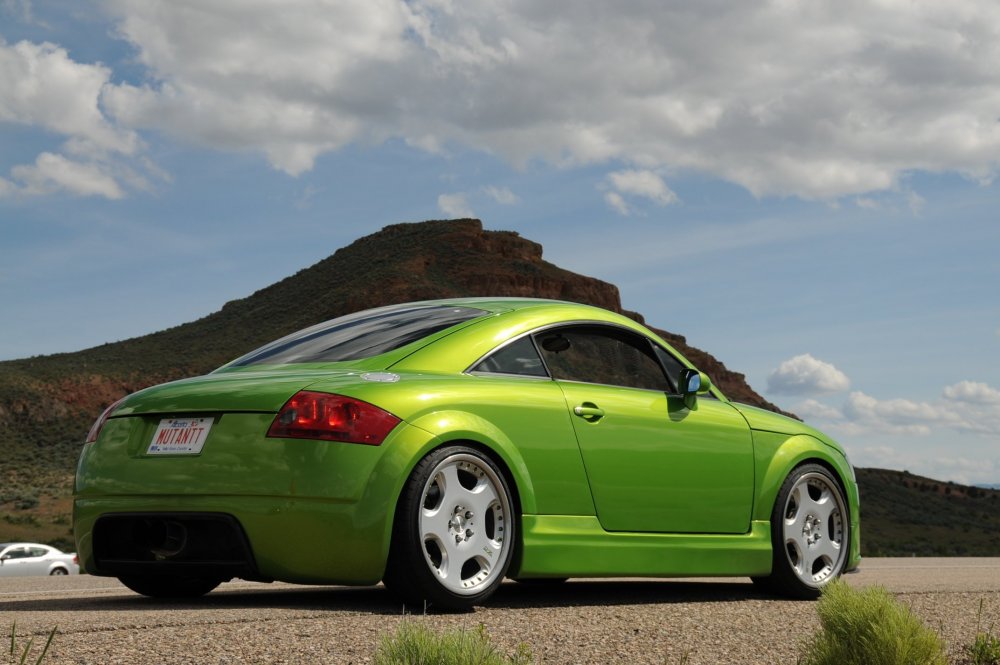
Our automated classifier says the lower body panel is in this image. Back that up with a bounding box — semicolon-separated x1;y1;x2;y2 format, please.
515;515;773;578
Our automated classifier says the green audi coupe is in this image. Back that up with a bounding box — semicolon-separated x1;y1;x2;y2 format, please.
74;298;860;609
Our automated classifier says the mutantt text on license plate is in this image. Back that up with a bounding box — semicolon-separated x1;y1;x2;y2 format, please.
147;417;213;455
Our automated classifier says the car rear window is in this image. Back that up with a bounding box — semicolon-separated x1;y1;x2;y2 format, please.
231;305;487;366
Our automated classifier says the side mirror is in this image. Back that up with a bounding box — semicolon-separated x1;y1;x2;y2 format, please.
680;369;712;408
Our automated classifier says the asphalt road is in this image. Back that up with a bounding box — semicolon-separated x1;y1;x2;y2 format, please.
3;558;1000;664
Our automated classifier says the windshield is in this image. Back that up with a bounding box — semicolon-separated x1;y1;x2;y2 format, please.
229;305;487;366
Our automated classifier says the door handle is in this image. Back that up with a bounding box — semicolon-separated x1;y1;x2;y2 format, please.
573;404;605;421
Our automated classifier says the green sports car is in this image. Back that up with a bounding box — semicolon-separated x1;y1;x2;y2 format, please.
74;298;860;609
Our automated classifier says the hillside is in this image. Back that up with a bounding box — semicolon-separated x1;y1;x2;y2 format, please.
856;468;1000;556
2;218;997;557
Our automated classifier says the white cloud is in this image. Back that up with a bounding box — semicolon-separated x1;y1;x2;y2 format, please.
0;38;147;199
437;192;473;218
607;169;678;206
10;152;125;199
101;0;414;176
0;40;136;154
602;169;678;214
484;185;519;205
944;381;1000;405
76;0;1000;200
767;353;850;395
942;381;1000;435
603;191;630;215
840;391;963;436
795;398;844;421
796;381;1000;439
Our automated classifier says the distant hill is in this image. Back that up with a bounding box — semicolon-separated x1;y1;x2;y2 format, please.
857;468;1000;556
1;218;997;557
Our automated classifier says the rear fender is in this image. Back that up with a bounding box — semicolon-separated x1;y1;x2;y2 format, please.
354;410;536;579
402;410;536;515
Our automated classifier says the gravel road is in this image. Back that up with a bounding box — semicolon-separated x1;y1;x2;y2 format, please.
3;558;1000;664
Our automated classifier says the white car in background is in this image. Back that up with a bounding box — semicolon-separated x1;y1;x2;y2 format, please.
0;543;80;576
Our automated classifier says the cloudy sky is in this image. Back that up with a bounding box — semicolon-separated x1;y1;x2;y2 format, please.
2;0;998;483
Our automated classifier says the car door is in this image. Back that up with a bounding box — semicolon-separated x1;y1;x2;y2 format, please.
535;325;754;534
26;547;51;575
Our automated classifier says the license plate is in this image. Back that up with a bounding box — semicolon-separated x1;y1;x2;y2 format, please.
147;417;213;455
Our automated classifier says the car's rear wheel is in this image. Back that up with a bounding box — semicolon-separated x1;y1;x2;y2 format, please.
118;574;221;599
384;445;515;611
49;567;68;576
754;463;849;599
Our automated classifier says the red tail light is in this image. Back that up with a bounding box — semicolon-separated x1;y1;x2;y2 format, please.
86;397;127;444
267;391;400;445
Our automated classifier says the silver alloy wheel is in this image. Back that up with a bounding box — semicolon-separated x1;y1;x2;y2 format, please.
418;452;512;596
781;471;847;588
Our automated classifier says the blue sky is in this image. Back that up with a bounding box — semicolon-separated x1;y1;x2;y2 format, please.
2;0;998;483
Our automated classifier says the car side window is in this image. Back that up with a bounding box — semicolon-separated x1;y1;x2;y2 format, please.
471;336;548;377
28;547;47;557
654;346;686;394
535;326;670;391
4;548;28;560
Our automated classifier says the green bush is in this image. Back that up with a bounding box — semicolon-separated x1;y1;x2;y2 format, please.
968;599;1000;665
969;633;1000;665
374;621;532;665
801;581;947;665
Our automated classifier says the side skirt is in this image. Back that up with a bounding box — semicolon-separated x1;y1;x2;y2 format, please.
515;515;773;578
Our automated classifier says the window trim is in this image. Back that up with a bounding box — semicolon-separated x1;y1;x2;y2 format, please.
466;332;551;379
229;304;489;367
465;320;692;394
534;323;672;393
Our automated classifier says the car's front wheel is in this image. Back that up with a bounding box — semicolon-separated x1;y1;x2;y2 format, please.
118;574;221;599
384;445;515;610
754;463;850;599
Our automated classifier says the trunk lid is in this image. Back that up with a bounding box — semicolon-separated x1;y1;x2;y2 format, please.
113;367;360;416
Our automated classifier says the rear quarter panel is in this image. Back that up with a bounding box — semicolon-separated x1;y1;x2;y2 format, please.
308;372;598;518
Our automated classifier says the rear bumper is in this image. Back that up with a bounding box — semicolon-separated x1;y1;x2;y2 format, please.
74;495;388;584
74;417;442;585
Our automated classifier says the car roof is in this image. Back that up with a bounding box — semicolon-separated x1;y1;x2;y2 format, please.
366;297;578;315
388;297;693;375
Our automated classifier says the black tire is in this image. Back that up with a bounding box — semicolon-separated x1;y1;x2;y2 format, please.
118;574;221;599
383;445;516;611
753;463;850;599
49;567;68;576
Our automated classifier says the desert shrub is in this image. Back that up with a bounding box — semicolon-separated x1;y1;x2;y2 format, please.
374;621;532;665
969;633;1000;665
801;581;946;665
968;599;1000;665
2;514;40;526
13;496;39;511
